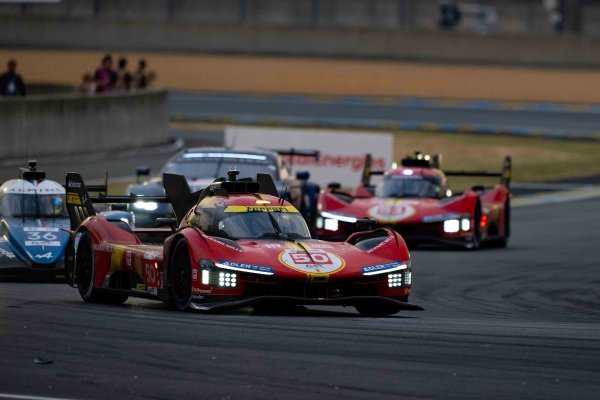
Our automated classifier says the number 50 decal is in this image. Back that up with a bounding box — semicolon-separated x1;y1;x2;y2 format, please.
279;250;345;274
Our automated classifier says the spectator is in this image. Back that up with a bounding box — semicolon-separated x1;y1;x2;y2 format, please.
544;0;565;33
94;54;117;93
0;59;26;96
79;72;96;95
115;57;132;91
438;0;461;30
133;59;156;89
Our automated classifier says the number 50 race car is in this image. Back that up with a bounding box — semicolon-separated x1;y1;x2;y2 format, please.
64;170;423;316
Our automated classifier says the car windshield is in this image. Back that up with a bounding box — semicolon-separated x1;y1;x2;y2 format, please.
163;155;278;181
376;176;441;199
0;193;67;218
193;205;311;240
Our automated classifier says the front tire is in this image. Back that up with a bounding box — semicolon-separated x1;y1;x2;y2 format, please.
169;240;193;311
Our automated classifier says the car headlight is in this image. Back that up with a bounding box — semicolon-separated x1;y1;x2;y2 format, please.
317;211;357;232
443;215;471;233
198;259;274;288
443;219;460;233
133;200;158;211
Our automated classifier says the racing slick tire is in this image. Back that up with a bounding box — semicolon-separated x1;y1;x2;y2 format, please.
168;239;193;311
468;201;482;250
76;232;128;304
488;198;510;248
355;296;408;317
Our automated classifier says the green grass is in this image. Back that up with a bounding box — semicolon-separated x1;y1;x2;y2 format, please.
393;131;599;182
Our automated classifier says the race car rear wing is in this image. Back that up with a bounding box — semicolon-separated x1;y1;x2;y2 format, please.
65;171;281;229
361;153;386;187
270;148;320;173
444;156;512;188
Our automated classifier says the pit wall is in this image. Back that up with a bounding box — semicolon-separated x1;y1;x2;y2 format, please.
0;89;168;159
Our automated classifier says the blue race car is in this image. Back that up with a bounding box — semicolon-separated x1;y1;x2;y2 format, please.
0;162;70;279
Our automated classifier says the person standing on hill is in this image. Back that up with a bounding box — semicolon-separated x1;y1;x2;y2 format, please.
94;54;117;93
133;59;156;89
0;59;26;96
115;57;132;91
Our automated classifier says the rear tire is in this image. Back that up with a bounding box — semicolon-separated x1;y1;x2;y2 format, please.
75;232;128;304
489;199;510;248
169;240;193;311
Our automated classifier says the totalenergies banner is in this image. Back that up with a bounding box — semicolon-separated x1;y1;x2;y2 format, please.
225;126;393;187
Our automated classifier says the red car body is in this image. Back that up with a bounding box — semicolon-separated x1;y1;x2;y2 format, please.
64;171;422;316
315;154;511;249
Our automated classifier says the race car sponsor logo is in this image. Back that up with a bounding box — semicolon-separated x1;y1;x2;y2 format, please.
224;205;299;213
35;252;53;259
92;243;112;252
66;193;81;205
193;288;212;295
264;243;284;249
278;242;334;251
366;235;393;253
362;260;407;275
23;227;59;232
25;241;60;247
143;251;161;260
67;180;81;188
206;236;243;252
217;260;274;275
278;249;345;274
0;248;16;259
306;243;334;249
368;201;415;223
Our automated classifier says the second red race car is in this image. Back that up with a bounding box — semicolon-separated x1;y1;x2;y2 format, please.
315;152;511;249
64;169;422;316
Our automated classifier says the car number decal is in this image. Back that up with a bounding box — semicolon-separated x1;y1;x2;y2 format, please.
278;249;345;274
368;201;415;222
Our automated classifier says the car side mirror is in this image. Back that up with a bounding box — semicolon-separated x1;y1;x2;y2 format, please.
328;182;341;190
136;166;151;183
356;218;377;231
296;171;310;180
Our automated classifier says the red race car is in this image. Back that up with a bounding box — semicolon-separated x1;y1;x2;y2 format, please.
315;152;511;249
64;170;422;316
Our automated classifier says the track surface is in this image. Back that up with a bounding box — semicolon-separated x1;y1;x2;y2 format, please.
169;92;600;137
0;198;598;399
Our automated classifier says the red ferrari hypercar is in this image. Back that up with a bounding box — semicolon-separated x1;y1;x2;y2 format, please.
315;152;511;249
64;170;422;316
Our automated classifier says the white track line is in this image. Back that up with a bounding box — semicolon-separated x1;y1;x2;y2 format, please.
0;394;78;400
513;186;600;207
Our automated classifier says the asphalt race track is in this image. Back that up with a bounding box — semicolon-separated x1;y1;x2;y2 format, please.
0;197;598;399
169;92;600;138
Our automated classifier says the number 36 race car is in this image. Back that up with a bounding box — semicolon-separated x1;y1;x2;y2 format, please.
64;170;423;316
0;161;70;279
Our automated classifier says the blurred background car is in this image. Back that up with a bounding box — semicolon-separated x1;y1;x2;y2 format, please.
125;147;320;228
